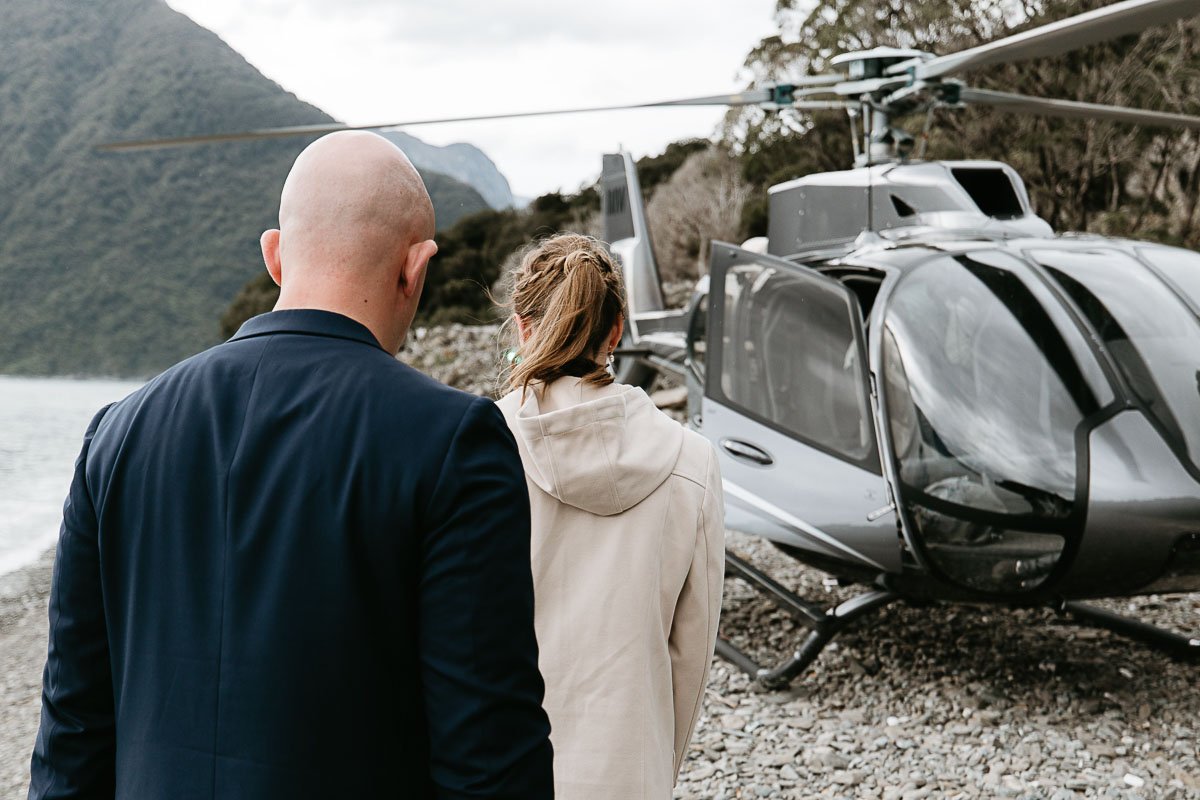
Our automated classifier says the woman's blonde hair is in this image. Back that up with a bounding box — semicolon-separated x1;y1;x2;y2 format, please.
502;233;627;394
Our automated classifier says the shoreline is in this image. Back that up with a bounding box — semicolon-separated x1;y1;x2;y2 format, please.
0;545;52;607
0;537;57;583
0;547;52;798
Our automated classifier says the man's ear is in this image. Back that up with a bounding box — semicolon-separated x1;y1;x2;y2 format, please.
399;239;438;298
261;229;283;287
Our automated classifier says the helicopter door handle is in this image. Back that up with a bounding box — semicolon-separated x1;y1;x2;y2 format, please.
721;438;774;467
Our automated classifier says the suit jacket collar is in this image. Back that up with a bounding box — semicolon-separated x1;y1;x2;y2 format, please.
230;309;385;351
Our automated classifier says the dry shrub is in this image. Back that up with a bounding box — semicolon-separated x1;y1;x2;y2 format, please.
646;145;751;284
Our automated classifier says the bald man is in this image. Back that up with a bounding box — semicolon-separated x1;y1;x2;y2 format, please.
29;132;554;799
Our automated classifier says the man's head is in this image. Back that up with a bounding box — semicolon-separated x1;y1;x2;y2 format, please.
260;131;437;354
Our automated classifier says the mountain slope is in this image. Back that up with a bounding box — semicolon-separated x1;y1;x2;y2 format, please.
382;132;515;209
0;0;490;376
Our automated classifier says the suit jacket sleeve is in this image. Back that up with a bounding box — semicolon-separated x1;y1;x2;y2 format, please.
669;444;725;779
29;405;115;800
418;396;554;799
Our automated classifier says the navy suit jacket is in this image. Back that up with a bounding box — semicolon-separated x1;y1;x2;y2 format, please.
29;310;553;799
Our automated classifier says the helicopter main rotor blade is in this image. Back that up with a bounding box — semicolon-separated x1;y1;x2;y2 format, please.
97;80;844;152
98;97;768;151
960;87;1200;130
893;0;1200;81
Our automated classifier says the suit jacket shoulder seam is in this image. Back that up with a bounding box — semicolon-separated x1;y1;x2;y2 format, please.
424;395;487;525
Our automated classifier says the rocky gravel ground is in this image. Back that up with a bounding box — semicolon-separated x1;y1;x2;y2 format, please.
2;324;1198;799
678;531;1200;800
401;323;509;397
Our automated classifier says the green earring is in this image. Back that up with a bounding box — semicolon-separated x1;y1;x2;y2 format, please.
505;348;523;366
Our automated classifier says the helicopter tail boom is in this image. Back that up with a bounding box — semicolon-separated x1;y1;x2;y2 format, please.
600;152;667;340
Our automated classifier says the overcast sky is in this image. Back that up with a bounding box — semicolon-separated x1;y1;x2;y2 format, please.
164;0;779;198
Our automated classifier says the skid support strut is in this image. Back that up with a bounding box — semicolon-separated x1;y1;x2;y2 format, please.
716;550;899;689
1055;601;1200;661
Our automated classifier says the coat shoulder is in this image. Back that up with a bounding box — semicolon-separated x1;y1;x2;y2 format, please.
494;388;521;422
670;428;717;490
373;356;481;412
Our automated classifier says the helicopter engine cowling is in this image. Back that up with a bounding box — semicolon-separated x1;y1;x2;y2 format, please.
767;160;1052;258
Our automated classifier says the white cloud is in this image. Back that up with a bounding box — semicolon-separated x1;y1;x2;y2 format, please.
165;0;779;197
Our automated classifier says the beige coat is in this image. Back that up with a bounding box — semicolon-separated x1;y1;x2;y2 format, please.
497;377;724;800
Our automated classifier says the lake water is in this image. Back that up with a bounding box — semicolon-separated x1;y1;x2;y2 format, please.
0;376;142;575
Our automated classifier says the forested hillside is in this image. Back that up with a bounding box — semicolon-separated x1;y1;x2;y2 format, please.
0;0;490;376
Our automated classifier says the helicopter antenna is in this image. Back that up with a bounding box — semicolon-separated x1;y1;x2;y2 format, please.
847;108;862;163
866;162;874;233
916;106;937;160
865;100;875;233
861;102;871;163
865;157;874;233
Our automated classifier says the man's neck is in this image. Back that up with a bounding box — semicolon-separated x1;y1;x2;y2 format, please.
274;293;399;354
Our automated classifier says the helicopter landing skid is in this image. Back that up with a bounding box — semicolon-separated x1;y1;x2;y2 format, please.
715;550;899;690
1054;601;1200;662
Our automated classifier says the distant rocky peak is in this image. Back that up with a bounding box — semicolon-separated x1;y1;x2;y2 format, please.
380;131;515;210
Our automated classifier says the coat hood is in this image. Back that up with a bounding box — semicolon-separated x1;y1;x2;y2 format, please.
499;377;685;516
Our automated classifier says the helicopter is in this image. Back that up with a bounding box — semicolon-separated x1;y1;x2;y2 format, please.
101;0;1200;687
599;0;1200;685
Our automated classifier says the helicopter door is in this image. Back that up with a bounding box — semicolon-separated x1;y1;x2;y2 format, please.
701;242;900;574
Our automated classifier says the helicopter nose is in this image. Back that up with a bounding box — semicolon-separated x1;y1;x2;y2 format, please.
1059;410;1200;598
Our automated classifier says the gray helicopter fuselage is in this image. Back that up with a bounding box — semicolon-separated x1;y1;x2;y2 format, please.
604;150;1200;604
694;230;1200;603
593;0;1200;674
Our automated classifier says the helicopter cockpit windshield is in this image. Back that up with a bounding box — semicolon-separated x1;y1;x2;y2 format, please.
882;252;1111;593
1033;248;1200;476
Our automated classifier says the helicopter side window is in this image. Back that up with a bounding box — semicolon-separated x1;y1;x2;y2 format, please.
951;168;1023;219
882;253;1104;593
890;195;917;218
819;269;884;321
877;188;958;229
718;262;872;463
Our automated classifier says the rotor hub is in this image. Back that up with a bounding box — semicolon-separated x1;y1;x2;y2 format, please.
831;47;933;80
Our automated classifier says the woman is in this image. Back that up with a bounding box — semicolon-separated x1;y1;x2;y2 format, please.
495;233;724;799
